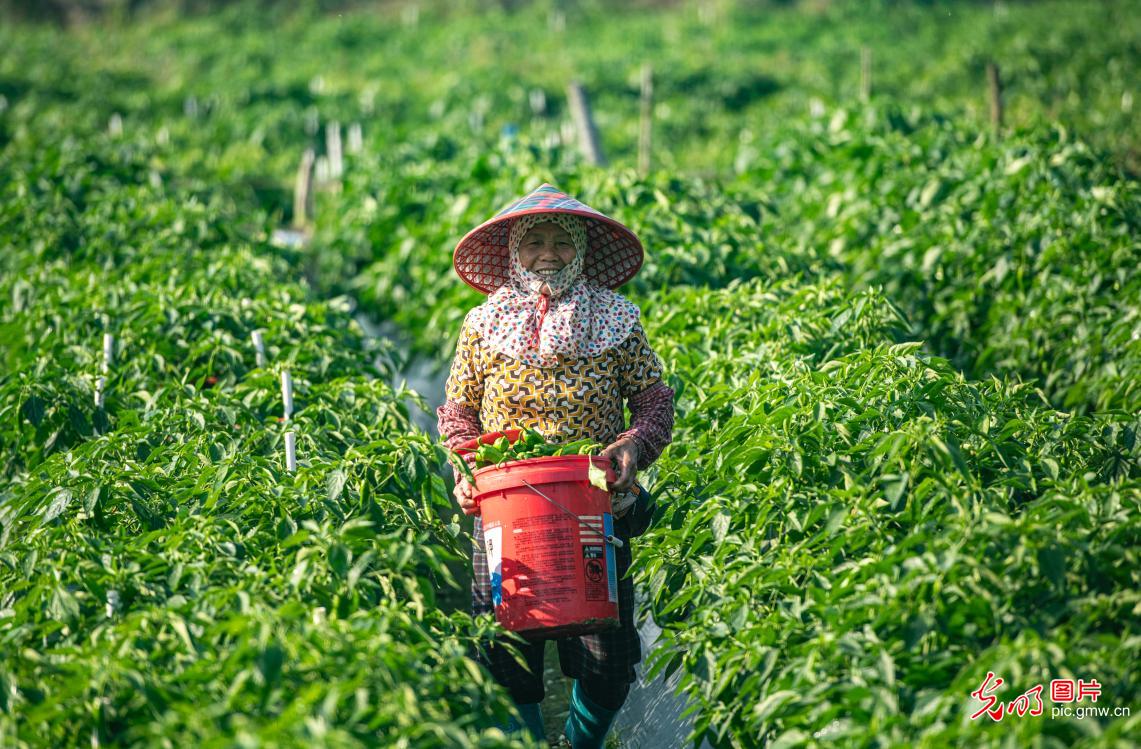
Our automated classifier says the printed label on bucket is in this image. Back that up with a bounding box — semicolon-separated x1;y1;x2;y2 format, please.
603;513;617;603
484;525;503;607
583;545;607;601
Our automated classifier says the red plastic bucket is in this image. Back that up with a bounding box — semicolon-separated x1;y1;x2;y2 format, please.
471;453;620;639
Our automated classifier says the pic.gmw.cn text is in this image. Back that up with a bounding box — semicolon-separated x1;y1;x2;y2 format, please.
969;671;1132;721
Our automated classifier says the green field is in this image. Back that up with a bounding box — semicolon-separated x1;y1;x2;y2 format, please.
1;1;1139;747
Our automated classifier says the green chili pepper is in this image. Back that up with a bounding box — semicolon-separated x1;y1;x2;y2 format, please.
467;431;604;468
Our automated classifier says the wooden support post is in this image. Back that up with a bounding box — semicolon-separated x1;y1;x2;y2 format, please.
987;62;1004;134
566;81;607;167
860;46;872;102
292;148;315;230
639;64;653;176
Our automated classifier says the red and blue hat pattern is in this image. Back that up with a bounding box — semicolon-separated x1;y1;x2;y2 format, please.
492;183;607;218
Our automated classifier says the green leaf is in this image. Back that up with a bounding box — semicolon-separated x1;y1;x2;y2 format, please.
884;473;909;510
83;486;102;514
588;460;608;492
1037;545;1066;586
49;586;80;623
326;469;347;502
21;395;45;427
824;507;847;536
257;643;284;687
43;488;72;522
329;543;350;577
754;690;798;721
711;512;731;543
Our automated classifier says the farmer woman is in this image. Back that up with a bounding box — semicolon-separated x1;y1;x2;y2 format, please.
436;183;675;747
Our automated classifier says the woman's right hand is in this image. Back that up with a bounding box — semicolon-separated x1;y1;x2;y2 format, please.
453;477;479;516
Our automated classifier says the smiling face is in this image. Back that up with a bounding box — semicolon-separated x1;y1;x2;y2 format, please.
518;221;577;278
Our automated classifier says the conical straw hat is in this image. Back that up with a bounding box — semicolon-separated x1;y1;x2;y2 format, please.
453;183;644;294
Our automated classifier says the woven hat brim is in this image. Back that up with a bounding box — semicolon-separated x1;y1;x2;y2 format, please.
453;207;644;294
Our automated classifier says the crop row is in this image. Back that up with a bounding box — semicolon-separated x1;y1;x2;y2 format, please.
634;275;1140;746
313;102;1139;418
0;133;528;748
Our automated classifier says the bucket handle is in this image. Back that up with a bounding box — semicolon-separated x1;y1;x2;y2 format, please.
519;478;625;549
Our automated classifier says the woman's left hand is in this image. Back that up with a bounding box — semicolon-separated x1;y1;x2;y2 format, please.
601;437;639;493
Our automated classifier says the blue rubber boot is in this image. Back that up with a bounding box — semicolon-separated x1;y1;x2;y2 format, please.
501;701;545;744
563;680;621;749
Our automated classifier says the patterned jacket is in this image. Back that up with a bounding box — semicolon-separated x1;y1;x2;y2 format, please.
436;309;675;474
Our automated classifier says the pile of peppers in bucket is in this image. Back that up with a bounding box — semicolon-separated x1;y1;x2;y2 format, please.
473;428;603;468
447;428;611;491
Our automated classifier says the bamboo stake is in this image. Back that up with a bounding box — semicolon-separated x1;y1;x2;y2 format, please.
860;46;872;102
281;370;294;422
327;121;343;182
639;64;654;176
347;122;363;154
280;365;297;473
559;118;577;146
549;8;565;33
402;3;420;27
251;330;267;368
566;81;607;167
284;432;297;473
529;88;547;118
987;62;1004;133
292;148;315;230
697;0;714;25
95;333;114;408
304;108;319;136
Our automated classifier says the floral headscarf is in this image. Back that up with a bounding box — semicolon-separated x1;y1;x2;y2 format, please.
468;213;640;368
